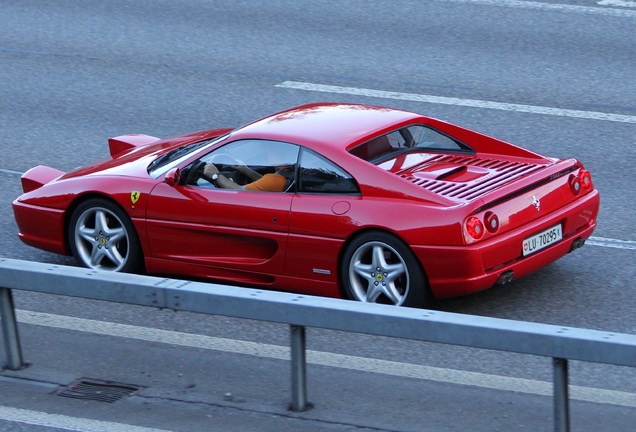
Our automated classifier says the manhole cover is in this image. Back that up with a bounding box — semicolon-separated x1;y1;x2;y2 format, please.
57;379;141;403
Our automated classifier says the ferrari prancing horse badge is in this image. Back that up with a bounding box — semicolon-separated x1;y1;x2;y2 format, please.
131;191;140;204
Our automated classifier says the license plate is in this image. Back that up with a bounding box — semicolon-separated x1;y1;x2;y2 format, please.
522;224;562;256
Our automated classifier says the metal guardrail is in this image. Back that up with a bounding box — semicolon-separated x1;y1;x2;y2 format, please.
1;258;636;432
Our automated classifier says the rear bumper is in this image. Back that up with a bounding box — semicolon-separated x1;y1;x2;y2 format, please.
413;189;599;299
12;199;68;255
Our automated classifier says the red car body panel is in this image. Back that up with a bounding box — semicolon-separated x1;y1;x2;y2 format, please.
12;103;600;301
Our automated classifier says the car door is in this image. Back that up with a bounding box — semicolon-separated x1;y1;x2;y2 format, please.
144;139;298;282
286;149;361;289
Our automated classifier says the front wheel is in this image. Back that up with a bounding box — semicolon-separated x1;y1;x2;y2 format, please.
340;231;431;308
68;198;143;273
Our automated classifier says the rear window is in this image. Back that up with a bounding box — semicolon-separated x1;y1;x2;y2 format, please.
349;125;472;163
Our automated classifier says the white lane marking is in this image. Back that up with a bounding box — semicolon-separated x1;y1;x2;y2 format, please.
587;237;636;250
598;0;636;7
275;81;636;124
16;310;636;408
444;0;636;17
0;168;23;175
0;406;171;432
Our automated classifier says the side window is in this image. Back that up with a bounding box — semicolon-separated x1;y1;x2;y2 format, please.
185;139;299;191
298;149;359;194
200;139;298;168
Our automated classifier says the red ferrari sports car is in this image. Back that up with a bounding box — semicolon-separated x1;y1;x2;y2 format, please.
13;103;599;307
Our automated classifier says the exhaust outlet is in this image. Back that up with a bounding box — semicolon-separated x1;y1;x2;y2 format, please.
569;238;586;252
496;270;514;285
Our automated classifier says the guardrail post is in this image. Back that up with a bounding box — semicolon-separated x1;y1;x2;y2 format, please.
290;324;308;411
553;357;570;432
0;288;25;370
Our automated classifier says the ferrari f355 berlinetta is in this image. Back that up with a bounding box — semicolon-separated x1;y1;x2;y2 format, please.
13;103;600;307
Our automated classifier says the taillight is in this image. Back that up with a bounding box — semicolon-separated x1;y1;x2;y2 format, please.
579;169;592;193
570;169;593;195
484;212;499;233
466;216;484;240
569;173;581;195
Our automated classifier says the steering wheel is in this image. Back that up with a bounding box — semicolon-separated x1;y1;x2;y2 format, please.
184;160;211;185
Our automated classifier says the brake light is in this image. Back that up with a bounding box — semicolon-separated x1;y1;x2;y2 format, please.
466;217;484;239
484;212;499;233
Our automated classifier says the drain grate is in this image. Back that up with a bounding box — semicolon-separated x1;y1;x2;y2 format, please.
57;379;141;403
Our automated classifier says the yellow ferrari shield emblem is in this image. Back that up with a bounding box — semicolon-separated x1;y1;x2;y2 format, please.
131;191;141;204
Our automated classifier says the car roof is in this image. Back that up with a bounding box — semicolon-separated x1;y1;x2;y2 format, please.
228;103;422;150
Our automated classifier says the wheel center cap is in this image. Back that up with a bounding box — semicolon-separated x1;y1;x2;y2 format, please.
99;237;108;246
375;274;384;282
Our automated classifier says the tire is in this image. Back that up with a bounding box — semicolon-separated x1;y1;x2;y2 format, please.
68;198;143;273
340;231;430;308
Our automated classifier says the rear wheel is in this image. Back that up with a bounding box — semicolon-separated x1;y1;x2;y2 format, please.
340;231;430;308
68;198;143;273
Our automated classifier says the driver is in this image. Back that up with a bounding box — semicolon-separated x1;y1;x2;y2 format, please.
203;145;295;192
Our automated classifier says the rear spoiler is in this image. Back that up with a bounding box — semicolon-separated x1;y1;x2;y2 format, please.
108;134;161;158
21;165;65;193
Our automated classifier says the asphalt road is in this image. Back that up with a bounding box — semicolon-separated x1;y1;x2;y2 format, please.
1;1;635;431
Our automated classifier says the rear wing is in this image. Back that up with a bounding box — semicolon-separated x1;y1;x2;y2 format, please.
108;134;161;158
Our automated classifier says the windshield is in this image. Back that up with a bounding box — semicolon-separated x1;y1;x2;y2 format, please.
148;134;228;178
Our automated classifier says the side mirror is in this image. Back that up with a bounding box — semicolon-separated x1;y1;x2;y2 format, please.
164;168;181;187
